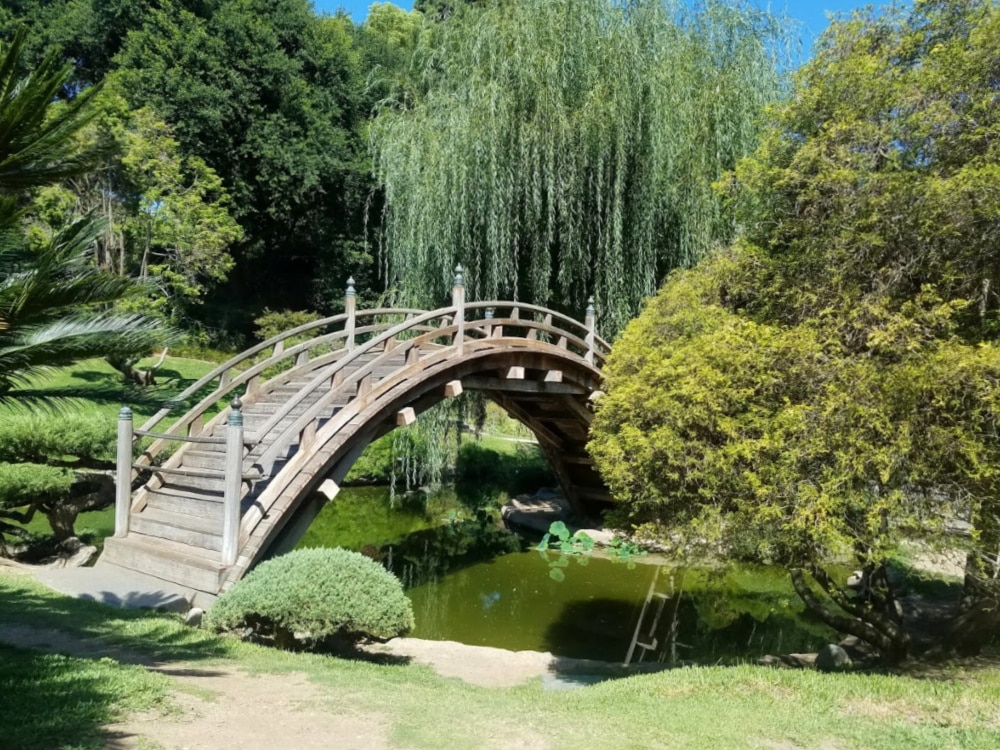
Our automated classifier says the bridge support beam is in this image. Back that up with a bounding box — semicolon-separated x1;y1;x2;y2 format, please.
115;406;133;538
222;401;244;567
452;264;465;350
345;277;356;350
444;380;463;398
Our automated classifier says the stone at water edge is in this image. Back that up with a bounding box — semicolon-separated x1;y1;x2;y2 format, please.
184;608;204;628
816;644;852;672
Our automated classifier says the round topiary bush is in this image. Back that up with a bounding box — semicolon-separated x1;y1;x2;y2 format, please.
206;547;414;649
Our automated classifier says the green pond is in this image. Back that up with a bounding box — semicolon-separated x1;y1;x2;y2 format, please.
298;486;834;664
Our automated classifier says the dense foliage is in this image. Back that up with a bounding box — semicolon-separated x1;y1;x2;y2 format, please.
207;547;415;648
591;0;1000;662
372;0;789;333
0;32;168;397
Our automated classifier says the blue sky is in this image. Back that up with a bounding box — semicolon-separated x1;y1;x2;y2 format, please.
313;1;878;55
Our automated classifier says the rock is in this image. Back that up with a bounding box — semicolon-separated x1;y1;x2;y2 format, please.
184;607;204;627
39;537;97;568
816;643;852;672
846;570;864;589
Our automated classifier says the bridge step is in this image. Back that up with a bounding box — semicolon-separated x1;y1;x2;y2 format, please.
243;399;345;419
180;449;226;470
150;473;226;494
144;486;224;520
243;411;342;443
102;534;227;592
131;507;224;552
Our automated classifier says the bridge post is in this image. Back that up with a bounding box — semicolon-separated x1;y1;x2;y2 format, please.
452;264;465;349
345;276;356;351
222;396;244;566
114;406;133;538
585;296;597;364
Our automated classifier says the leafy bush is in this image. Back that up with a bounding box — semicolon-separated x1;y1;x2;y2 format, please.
253;308;321;342
0;462;75;547
454;442;553;507
0;463;73;511
0;413;115;465
206;547;414;648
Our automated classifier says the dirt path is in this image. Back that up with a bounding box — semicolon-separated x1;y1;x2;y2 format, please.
0;618;599;749
108;668;391;750
0;622;392;749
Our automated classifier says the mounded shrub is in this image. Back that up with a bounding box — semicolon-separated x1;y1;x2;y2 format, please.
206;547;414;648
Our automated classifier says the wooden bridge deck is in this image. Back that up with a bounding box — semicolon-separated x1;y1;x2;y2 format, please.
101;277;612;601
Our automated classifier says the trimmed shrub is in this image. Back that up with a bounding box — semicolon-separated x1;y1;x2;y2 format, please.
0;413;115;465
0;463;73;511
206;547;414;648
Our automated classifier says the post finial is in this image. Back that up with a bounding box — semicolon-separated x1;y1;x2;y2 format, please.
230;394;243;412
453;263;464;288
118;405;132;420
586;296;595;317
228;398;243;426
346;276;356;297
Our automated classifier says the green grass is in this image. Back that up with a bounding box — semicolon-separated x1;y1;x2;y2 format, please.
0;642;170;750
2;570;1000;750
1;354;219;423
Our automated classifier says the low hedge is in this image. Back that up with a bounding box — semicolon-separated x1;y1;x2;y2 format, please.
206;547;414;648
0;463;73;511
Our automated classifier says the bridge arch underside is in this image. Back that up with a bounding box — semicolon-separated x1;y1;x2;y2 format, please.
257;347;612;567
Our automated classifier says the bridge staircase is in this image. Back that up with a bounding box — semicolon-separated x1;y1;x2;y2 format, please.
101;350;402;594
101;270;613;600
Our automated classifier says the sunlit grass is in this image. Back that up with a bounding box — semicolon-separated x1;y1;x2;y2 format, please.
2;570;1000;750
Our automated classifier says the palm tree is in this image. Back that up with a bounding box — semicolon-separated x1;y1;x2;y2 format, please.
0;30;168;399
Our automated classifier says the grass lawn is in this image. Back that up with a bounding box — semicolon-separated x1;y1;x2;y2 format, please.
1;570;999;750
0;354;220;423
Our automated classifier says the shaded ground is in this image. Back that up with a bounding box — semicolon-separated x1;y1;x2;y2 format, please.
0;589;582;750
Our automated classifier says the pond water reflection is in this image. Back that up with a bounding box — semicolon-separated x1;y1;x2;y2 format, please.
297;486;833;663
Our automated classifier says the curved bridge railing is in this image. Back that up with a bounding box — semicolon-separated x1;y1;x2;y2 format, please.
109;267;610;595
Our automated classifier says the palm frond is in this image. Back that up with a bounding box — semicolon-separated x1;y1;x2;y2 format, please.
0;313;174;391
0;30;104;193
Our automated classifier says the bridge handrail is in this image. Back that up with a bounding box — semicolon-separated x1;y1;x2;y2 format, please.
249;303;602;476
133;308;428;468
463;301;612;353
250;306;460;464
129;298;603;519
137;308;427;436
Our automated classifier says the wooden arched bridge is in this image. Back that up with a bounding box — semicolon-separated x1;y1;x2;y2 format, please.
101;270;612;600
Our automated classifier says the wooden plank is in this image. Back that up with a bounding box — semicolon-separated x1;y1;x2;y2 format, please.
489;392;565;449
462;377;586;395
134;430;225;445
560;394;594;424
134;464;224;480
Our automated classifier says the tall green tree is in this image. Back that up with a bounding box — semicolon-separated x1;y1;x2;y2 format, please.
112;0;372;326
0;32;167;396
30;98;243;323
371;0;790;333
590;0;1000;661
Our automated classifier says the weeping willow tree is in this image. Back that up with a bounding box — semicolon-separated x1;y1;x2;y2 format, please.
371;0;792;334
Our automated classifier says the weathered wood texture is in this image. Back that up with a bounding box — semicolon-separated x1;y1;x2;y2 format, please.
102;300;613;598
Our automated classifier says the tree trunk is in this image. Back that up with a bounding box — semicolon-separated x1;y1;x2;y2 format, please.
951;502;1000;655
791;566;910;664
41;472;115;542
